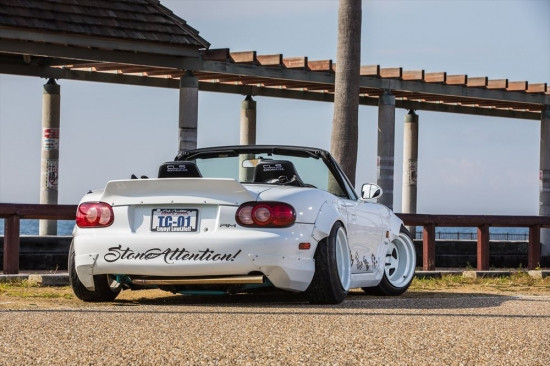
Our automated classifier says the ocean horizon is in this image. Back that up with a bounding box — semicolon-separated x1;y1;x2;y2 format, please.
0;218;530;239
0;219;75;236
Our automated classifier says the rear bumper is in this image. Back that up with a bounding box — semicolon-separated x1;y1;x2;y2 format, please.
73;223;317;292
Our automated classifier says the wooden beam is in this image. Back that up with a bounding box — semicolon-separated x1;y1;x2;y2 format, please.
528;226;541;270
487;79;508;89
396;214;550;228
119;66;158;74
1;55;546;118
283;57;307;69
230;51;257;64
307;60;333;72
402;70;424;81
424;72;446;83
446;75;467;85
423;223;436;271
0;38;203;69
477;224;490;270
3;215;20;274
467;77;488;87
201;48;230;61
257;54;283;66
507;81;528;91
67;62;121;70
380;67;402;79
305;84;334;91
360;65;380;77
527;83;547;93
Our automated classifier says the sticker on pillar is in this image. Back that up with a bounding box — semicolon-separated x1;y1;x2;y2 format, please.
43;128;60;150
376;156;381;180
541;170;550;193
408;159;417;185
46;159;59;189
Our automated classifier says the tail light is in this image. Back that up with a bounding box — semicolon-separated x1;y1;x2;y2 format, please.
76;202;114;228
236;202;296;228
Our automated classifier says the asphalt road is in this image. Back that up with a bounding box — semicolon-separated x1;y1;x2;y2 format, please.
1;290;549;365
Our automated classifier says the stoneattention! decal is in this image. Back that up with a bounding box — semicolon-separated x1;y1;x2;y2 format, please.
104;245;242;264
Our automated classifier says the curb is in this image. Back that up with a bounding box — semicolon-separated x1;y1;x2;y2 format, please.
28;274;70;286
0;273;69;286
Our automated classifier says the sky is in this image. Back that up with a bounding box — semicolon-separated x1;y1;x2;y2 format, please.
0;0;549;216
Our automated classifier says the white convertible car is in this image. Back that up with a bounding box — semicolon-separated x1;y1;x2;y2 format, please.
70;145;416;304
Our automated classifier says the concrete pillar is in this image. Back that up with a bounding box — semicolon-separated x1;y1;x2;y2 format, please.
240;95;256;145
402;110;418;237
178;71;199;153
39;79;60;236
376;91;396;209
539;106;550;257
239;95;257;182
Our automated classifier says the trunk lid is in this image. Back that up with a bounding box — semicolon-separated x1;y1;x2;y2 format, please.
99;178;255;206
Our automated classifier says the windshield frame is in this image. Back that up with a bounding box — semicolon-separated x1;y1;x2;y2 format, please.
176;145;358;200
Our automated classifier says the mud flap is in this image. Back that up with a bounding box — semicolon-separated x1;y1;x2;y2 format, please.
75;253;98;290
248;254;315;291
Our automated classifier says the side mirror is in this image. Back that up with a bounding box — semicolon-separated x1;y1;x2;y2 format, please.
361;183;383;200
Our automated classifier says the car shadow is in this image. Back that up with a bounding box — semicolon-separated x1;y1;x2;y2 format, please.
4;290;545;320
106;288;517;312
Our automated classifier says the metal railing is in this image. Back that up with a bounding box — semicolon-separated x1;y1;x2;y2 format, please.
414;231;530;241
397;213;550;271
1;203;76;274
1;203;549;274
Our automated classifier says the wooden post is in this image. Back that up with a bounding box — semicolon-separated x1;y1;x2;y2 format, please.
423;223;435;270
3;215;20;274
477;224;490;270
528;225;541;270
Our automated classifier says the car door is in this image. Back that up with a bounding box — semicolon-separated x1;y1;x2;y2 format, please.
344;198;385;274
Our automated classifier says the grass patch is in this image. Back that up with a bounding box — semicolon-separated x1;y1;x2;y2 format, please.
411;272;550;295
1;272;549;309
1;280;74;301
0;279;38;291
6;290;73;299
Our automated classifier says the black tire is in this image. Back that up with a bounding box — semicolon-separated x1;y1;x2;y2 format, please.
68;240;121;302
362;226;416;296
305;222;351;304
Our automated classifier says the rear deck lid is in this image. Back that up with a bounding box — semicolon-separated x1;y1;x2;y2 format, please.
100;178;255;206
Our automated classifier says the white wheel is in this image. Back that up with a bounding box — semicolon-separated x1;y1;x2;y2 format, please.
69;240;121;302
306;222;351;304
362;227;416;296
384;233;416;289
335;226;351;290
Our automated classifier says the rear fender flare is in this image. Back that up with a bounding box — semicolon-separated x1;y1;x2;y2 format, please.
312;201;347;242
388;213;406;241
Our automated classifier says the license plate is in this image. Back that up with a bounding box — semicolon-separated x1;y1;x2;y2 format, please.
151;209;198;232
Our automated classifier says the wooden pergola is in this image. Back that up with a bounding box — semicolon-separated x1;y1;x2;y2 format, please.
1;47;548;120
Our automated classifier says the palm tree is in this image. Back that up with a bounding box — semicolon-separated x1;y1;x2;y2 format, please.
330;0;362;185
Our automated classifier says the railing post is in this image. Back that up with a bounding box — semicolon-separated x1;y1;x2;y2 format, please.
528;225;541;270
423;223;435;270
3;215;20;274
477;224;490;270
